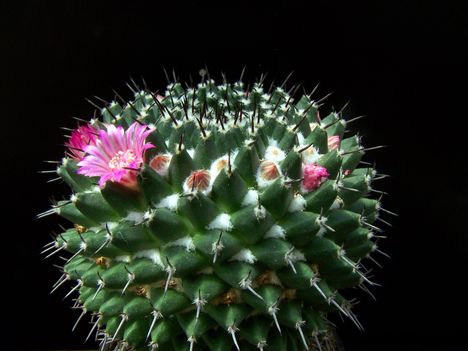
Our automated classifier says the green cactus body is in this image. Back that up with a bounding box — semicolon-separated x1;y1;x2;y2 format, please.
42;75;391;351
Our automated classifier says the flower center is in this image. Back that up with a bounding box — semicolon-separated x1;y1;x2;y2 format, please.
108;150;137;170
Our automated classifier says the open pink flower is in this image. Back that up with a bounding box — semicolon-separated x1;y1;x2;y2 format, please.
302;164;329;192
327;135;340;150
77;122;154;188
65;124;98;161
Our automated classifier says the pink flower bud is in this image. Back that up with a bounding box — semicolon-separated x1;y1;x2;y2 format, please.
327;135;340;150
185;170;211;191
302;164;329;192
259;160;281;181
65;124;98;161
150;154;172;176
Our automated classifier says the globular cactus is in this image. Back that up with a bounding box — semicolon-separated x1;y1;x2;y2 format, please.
40;71;394;351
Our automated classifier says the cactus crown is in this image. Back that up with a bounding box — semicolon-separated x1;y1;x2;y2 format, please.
41;71;391;351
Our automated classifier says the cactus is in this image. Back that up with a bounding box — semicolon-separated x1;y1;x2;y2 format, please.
40;71;394;351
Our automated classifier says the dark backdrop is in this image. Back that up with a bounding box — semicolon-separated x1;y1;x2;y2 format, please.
3;1;468;350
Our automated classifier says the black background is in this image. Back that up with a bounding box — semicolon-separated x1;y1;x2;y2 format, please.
3;1;468;350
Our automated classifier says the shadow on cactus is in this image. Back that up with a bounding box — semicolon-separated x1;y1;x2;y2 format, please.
39;70;395;351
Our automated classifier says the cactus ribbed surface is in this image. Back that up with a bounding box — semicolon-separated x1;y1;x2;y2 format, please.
41;73;392;351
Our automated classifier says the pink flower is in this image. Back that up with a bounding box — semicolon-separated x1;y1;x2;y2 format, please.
65;124;98;161
302;164;329;192
77;122;154;188
327;135;340;150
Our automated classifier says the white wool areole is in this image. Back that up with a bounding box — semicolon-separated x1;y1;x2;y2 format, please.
254;205;267;220
300;144;322;165
164;236;195;252
230;249;257;264
264;224;286;239
124;211;146;223
156;194;179;211
133;249;165;268
206;213;233;231
288;194;307;212
241;189;259;207
264;144;286;163
209;151;238;184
